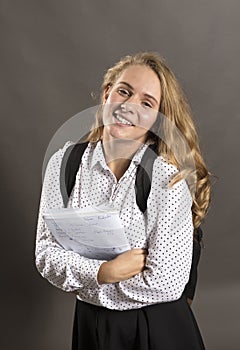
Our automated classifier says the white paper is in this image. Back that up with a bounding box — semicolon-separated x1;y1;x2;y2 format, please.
43;206;130;260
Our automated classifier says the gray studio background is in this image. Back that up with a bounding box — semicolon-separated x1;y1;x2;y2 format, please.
1;0;239;349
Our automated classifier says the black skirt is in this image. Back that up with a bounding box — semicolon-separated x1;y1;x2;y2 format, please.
72;294;205;350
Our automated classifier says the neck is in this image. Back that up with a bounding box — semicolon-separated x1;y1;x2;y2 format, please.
101;137;145;180
102;139;142;162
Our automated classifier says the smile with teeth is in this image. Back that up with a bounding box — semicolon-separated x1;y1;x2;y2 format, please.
113;112;133;126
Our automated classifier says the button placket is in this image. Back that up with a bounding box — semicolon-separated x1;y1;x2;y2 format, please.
107;162;137;209
109;183;120;205
109;177;131;210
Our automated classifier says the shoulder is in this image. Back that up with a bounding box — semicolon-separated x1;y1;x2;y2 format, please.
54;140;75;160
152;156;179;186
43;141;75;179
151;156;192;200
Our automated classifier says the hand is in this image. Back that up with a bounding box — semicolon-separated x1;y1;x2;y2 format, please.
97;249;147;285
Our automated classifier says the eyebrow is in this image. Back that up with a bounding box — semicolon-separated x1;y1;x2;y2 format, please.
117;81;160;106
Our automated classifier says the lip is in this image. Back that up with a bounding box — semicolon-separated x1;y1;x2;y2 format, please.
112;110;135;126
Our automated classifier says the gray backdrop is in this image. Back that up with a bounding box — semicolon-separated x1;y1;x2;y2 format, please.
1;0;239;349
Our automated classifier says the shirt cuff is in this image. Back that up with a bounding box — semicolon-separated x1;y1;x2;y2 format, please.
79;258;107;290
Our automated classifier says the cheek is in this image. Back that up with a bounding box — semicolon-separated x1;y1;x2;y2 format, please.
102;104;112;122
140;110;158;129
106;91;121;104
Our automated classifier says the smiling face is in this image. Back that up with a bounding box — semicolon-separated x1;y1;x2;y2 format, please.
102;64;161;144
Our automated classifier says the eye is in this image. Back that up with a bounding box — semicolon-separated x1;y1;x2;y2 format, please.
142;101;152;108
118;88;131;97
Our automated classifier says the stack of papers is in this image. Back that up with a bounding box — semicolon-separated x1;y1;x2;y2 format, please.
43;206;131;260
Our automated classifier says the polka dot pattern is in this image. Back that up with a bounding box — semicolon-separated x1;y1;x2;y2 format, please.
35;140;194;310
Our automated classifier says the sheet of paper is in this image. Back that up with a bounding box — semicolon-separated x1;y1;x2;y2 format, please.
43;206;131;260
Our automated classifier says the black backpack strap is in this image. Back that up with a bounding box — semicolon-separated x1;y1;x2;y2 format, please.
60;142;89;207
135;143;158;213
183;226;203;300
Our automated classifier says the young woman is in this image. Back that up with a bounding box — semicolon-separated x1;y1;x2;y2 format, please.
35;52;211;349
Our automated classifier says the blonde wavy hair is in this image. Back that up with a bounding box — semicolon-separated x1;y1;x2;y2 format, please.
85;52;212;230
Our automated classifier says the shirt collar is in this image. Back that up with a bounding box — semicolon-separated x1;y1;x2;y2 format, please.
90;141;106;170
90;140;153;170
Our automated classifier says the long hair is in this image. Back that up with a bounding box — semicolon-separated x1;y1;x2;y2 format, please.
85;52;212;229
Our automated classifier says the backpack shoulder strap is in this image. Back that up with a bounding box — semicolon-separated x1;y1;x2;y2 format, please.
183;226;203;300
60;142;89;207
135;143;158;214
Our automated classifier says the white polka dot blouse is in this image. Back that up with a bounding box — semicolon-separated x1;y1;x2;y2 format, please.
35;140;194;310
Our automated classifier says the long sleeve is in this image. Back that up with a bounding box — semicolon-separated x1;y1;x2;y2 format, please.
35;140;195;310
35;143;106;292
114;159;194;305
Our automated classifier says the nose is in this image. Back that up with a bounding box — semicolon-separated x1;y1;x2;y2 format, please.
121;94;140;113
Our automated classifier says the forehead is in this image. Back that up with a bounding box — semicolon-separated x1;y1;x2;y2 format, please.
114;64;161;99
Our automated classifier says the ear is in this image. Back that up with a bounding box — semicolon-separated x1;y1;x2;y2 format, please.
103;85;111;102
